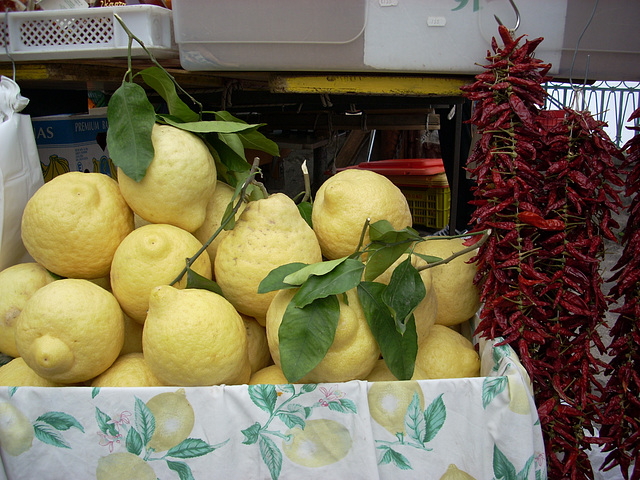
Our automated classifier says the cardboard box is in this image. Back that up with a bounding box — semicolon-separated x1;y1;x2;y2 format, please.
31;109;117;182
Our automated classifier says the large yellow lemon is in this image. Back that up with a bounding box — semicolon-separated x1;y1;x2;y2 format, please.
415;325;480;379
194;181;247;272
214;193;322;325
110;223;211;323
142;285;250;386
21;171;134;278
117;123;217;233
413;237;480;326
90;353;165;387
0;357;63;387
312;169;412;260
0;262;54;357
15;279;124;384
266;288;379;383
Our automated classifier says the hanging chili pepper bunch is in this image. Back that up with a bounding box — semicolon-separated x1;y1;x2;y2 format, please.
461;25;626;479
599;106;640;480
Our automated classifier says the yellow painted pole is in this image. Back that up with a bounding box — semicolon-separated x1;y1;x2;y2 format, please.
270;74;473;96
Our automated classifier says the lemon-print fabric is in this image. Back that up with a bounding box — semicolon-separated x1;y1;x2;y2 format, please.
0;338;546;479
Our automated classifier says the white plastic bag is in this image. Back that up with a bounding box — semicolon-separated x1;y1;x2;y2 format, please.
0;75;44;271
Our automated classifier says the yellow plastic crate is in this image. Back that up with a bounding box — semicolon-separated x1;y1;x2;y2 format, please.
401;186;450;229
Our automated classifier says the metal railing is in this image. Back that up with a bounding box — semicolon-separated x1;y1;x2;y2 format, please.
545;81;640;147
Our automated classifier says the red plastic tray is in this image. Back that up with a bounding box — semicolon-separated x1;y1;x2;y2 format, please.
353;158;445;176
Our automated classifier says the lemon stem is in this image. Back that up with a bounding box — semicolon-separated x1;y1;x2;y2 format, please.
417;229;491;271
113;13;203;115
300;159;311;203
169;157;261;286
352;217;371;257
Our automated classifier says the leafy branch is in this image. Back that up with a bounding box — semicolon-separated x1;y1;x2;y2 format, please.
260;221;489;383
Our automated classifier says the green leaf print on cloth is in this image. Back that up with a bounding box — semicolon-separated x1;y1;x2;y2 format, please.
374;392;447;471
93;389;228;480
241;383;358;480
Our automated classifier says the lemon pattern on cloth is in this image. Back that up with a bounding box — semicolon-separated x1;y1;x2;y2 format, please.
368;381;425;436
439;463;478;480
0;262;54;357
0;402;34;456
312;169;413;260
282;419;352;468
145;389;195;452
20;171;134;279
117;123;217;233
96;452;156;480
214;193;322;326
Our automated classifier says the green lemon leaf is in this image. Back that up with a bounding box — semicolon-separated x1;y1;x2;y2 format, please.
369;220;422;243
157;115;262;134
364;241;411;282
283;257;348;286
139;66;200;122
357;281;417;380
297;201;313;228
219;132;246;158
186;268;223;296
405;392;427;445
292;258;365;308
106;82;156;182
382;258;426;333
258;263;309;294
206;134;251;176
413;252;443;264
279;295;340;383
35;412;84;432
213;110;280;156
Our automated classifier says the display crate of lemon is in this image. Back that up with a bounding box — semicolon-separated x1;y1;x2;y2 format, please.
0;126;545;478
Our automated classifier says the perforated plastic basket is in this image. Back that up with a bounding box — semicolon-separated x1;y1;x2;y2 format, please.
0;5;177;61
401;186;451;229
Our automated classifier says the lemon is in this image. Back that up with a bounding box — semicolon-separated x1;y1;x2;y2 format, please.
312;169;412;260
415;325;480;379
242;314;273;374
440;463;477;480
194;181;247;272
413;237;480;326
0;357;63;387
0;262;54;357
282;419;352;467
15;279;124;384
143;285;250;386
266;288;379;383
368;381;424;435
508;374;532;415
0;402;34;456
248;364;289;385
110;223;212;323
373;253;438;345
96;452;156;480
365;359;429;382
91;353;164;387
21;171;134;279
119;314;144;356
145;389;195;452
117;123;217;233
214;193;322;325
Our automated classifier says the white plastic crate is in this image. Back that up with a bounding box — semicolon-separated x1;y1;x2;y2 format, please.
0;5;177;62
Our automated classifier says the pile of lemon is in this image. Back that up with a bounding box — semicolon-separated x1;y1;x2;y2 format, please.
0;123;481;388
